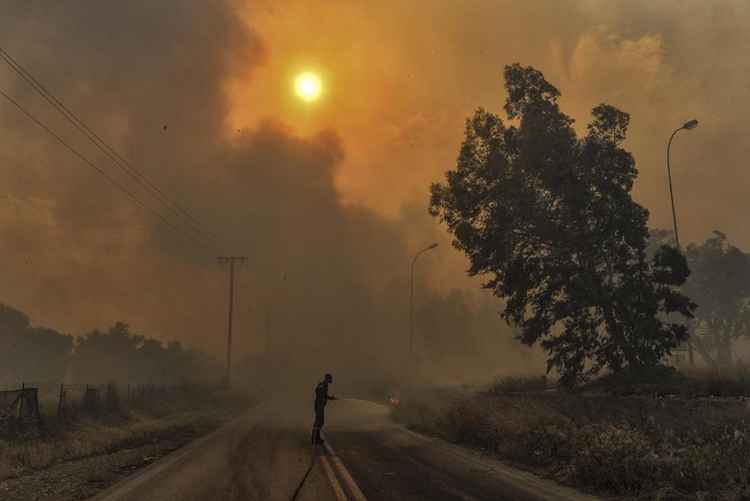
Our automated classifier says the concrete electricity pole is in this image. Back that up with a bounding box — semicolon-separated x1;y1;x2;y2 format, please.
218;256;247;386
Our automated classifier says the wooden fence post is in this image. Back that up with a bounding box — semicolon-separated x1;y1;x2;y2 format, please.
19;382;25;418
57;383;65;419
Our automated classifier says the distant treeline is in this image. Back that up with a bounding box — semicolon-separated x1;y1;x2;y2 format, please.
0;304;220;385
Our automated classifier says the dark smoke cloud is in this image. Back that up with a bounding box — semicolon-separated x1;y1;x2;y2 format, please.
16;0;748;382
0;1;523;386
0;1;263;341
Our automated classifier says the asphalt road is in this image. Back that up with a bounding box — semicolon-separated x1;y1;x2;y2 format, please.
91;397;602;501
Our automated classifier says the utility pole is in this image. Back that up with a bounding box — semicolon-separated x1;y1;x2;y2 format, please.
218;256;247;386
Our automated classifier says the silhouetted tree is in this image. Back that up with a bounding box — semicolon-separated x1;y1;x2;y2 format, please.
72;322;142;382
72;322;220;383
23;327;73;381
684;231;750;367
646;229;676;258
0;303;72;382
430;64;694;384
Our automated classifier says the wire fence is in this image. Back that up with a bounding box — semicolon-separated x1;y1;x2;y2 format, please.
0;381;220;439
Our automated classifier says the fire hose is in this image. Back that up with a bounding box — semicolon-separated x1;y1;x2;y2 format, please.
290;444;318;501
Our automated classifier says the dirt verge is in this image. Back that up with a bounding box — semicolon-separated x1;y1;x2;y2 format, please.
0;408;241;501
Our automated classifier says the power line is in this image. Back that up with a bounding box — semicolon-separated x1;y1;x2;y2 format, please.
0;47;218;244
0;88;214;250
0;46;212;241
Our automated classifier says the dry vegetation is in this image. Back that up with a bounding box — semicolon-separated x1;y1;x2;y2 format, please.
394;369;750;501
0;386;252;483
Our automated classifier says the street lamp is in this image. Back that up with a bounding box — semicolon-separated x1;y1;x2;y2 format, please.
666;118;698;364
666;119;698;249
408;243;438;389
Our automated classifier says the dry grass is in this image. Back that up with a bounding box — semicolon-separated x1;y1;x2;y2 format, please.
394;375;750;500
0;386;253;481
0;411;211;480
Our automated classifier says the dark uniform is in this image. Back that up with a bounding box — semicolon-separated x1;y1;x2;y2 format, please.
312;374;336;444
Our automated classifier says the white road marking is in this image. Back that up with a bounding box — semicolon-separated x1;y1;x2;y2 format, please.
322;436;369;501
320;453;348;501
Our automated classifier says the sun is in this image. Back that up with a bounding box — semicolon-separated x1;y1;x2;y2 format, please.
294;72;322;102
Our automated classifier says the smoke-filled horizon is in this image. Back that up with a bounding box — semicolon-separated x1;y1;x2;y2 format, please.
1;1;748;381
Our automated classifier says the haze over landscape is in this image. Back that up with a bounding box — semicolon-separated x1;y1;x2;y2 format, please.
1;0;750;383
4;3;750;501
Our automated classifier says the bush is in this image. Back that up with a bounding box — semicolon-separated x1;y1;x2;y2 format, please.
704;376;750;398
671;423;750;493
443;398;499;449
488;376;549;395
587;365;682;393
518;423;573;467
571;424;659;494
393;381;750;500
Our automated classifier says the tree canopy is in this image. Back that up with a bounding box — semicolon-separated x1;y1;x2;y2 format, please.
72;322;220;384
0;302;219;384
0;303;72;383
430;64;694;384
684;231;750;367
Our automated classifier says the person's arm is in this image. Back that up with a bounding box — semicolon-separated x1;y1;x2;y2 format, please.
327;393;338;400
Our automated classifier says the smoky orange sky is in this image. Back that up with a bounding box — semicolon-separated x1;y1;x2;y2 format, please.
235;0;750;233
1;0;749;375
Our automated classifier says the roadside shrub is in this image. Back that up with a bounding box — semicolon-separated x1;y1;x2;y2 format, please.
672;422;750;493
585;365;686;397
571;423;659;494
392;379;750;500
704;376;750;398
489;376;548;395
390;395;444;437
443;398;499;449
517;423;573;467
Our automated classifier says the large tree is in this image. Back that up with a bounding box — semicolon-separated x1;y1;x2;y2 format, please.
72;322;220;384
0;303;73;383
684;231;750;367
430;64;694;384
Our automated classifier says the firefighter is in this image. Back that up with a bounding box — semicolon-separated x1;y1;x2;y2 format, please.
311;373;337;445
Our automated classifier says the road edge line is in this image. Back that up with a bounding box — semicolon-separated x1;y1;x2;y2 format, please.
320;453;349;501
322;436;368;501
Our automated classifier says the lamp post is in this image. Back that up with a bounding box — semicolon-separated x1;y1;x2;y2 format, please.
666;118;698;364
666;119;698;249
408;243;438;391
